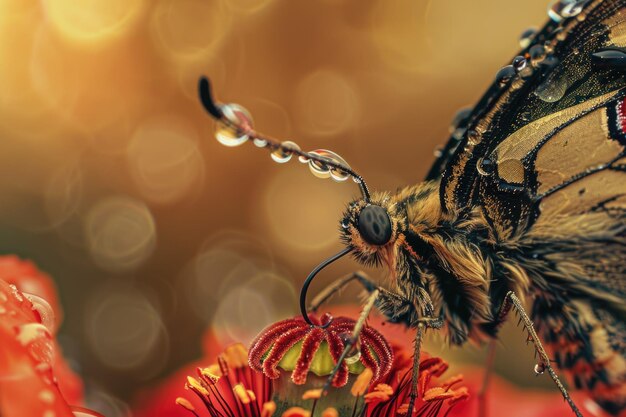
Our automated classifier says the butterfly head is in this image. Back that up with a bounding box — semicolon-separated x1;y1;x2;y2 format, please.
340;194;404;267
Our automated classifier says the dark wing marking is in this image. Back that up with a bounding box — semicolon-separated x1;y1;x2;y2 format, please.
436;0;626;238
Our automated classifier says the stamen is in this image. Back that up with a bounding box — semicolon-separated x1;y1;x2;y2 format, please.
350;368;373;396
187;376;210;397
233;383;252;404
281;407;312;417
322;408;339;417
176;398;201;417
261;402;277;417
224;344;249;369
199;367;220;385
302;389;322;400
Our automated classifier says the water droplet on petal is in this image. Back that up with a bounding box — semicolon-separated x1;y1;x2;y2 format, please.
15;322;53;365
24;293;56;334
253;138;268;148
270;141;300;163
16;323;50;347
519;28;538;49
534;363;546;375
548;0;589;23
535;76;568;102
215;104;253;147
495;65;516;86
72;407;106;417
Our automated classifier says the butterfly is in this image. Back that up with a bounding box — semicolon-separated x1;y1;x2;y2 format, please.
198;0;626;415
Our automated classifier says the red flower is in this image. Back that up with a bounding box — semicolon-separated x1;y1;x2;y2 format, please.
0;256;101;417
134;304;616;417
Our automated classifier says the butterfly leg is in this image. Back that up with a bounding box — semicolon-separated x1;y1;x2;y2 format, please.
405;314;444;417
499;291;583;417
320;287;380;395
308;271;416;325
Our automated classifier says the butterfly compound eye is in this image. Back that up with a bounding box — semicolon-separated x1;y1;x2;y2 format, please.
358;205;392;246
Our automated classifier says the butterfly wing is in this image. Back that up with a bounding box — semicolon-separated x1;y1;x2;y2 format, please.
436;0;626;237
431;1;626;412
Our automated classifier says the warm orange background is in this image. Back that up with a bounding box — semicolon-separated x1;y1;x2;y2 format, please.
0;0;556;414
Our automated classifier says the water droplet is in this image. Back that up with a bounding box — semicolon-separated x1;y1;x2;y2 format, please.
535;77;568;102
215;103;253;147
71;407;106;417
592;48;626;69
345;350;361;365
433;148;443;158
330;167;350;182
512;56;527;72
253;138;268;148
495;65;516;86
529;45;546;64
39;389;55;404
15;323;50;347
8;284;23;302
540;55;560;70
548;0;589;23
341;218;351;229
519;28;538;49
307;149;352;181
449;107;472;133
534;363;546;374
477;157;495;176
24;293;56;334
308;159;330;179
270;141;300;163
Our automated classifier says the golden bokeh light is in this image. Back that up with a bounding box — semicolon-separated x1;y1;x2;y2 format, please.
84;196;156;272
259;168;354;255
41;0;144;44
85;286;168;374
127;116;205;204
293;69;360;138
211;271;296;346
150;0;231;64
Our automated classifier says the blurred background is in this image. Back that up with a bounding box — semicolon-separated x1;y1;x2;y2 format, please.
0;0;556;414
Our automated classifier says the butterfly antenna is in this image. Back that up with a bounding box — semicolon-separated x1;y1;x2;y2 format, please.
299;247;352;327
198;76;371;202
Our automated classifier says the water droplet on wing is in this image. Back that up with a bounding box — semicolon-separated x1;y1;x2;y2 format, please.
519;28;538;48
535;77;568;102
495;65;516;86
548;0;589;22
